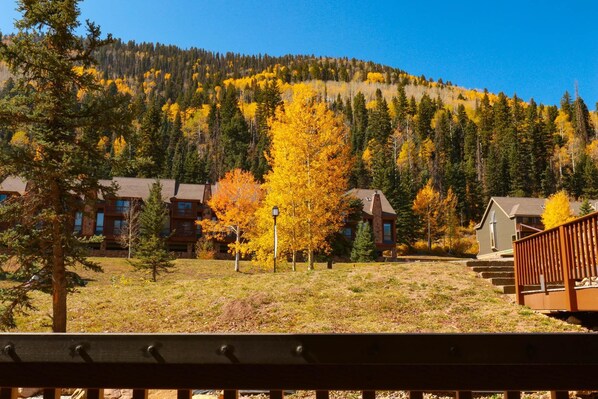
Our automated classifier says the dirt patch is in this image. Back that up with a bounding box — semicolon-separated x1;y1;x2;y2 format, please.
216;292;273;329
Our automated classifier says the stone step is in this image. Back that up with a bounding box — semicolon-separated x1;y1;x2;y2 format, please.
480;271;515;279
471;266;514;273
466;259;514;267
491;277;516;286
497;285;516;294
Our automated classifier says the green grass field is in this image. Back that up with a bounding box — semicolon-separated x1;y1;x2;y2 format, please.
11;258;583;333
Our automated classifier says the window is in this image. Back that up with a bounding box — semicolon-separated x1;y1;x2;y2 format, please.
383;222;393;244
0;194;7;202
489;211;497;250
74;212;83;234
177;202;192;210
115;199;130;212
113;219;126;235
175;201;193;217
343;227;353;240
95;212;104;235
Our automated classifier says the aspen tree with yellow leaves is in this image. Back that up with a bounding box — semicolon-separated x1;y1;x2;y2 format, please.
198;169;263;272
541;190;575;229
412;180;443;250
252;85;351;270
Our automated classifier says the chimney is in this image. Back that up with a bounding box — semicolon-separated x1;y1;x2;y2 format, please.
371;191;383;244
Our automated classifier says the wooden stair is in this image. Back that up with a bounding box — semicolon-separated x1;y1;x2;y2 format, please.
466;259;516;294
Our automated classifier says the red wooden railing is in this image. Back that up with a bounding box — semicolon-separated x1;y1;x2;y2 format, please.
513;211;598;310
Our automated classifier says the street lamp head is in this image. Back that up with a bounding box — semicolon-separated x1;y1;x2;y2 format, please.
272;205;279;218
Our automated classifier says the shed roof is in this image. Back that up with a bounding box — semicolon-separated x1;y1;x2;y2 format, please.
0;176;28;195
347;188;396;217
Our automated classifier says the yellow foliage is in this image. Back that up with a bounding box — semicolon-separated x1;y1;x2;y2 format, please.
362;147;372;167
419;138;435;160
240;102;258;120
97;136;109;152
163;73;171;81
586;139;598;162
365;100;377;110
366;72;385;84
554;111;574;141
397;140;416;170
162;102;181;122
183;104;211;138
542;191;575;229
251;84;351;269
113;136;127;157
10;130;29;146
412;180;443;249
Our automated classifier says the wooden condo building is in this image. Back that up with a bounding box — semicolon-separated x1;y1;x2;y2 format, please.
0;176;398;258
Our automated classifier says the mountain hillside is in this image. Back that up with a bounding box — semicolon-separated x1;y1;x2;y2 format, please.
1;38;597;242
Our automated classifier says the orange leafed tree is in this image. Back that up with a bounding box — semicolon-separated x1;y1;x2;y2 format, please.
199;169;263;272
252;84;351;270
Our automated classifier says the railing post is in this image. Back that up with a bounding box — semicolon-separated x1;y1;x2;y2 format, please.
559;225;578;311
177;390;192;399
269;390;283;399
316;391;330;399
87;389;104;399
43;389;60;399
551;391;569;399
0;389;17;399
504;391;521;399
457;392;472;399
223;390;238;399
362;391;376;399
513;242;524;305
132;390;148;399
409;392;423;399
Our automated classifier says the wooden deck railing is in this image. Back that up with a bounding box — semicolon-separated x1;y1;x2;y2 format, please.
513;211;598;310
0;333;597;397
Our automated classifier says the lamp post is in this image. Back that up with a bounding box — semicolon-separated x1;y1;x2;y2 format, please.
272;205;279;273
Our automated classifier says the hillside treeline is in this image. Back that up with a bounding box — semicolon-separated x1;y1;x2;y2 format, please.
1;38;596;245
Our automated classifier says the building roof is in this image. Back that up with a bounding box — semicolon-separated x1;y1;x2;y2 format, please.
0;176;28;195
492;197;546;218
174;183;206;201
107;177;177;203
347;188;396;217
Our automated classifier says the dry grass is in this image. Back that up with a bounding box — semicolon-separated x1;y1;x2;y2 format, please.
11;258;583;333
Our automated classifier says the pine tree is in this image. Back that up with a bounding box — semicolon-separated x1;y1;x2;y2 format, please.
578;198;594;217
351;92;368;153
0;0;130;331
350;221;376;262
130;181;174;282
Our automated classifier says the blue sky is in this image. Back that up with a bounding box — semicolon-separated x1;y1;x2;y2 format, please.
1;0;597;107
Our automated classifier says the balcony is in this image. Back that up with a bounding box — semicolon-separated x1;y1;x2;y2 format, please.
0;333;596;397
172;208;196;218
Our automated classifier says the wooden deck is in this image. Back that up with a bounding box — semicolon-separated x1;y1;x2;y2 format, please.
513;211;598;311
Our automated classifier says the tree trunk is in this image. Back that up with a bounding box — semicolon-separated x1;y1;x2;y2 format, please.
308;250;314;270
234;230;240;272
51;186;67;333
152;266;157;282
292;251;296;272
